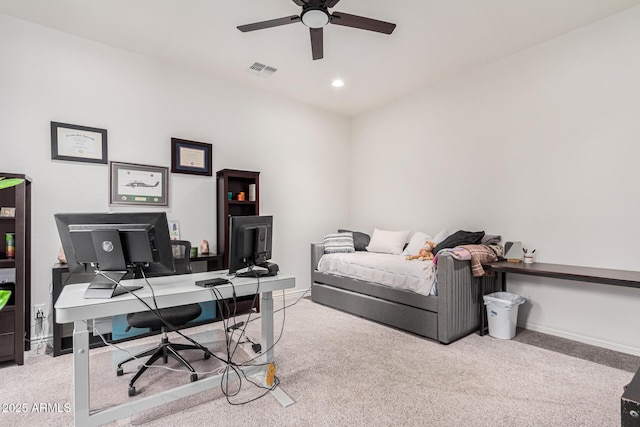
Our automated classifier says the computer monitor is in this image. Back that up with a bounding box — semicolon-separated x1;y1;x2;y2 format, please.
54;212;175;298
228;215;278;277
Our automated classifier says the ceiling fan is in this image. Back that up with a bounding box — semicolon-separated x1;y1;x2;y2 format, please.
237;0;396;60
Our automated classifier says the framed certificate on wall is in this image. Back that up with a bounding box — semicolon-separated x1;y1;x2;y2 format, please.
171;138;213;176
50;121;108;164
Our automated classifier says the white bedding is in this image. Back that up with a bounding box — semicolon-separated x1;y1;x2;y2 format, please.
317;252;436;296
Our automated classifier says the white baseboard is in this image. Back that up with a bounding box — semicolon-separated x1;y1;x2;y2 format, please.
519;321;640;357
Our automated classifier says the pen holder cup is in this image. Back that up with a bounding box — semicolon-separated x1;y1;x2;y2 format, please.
523;254;534;264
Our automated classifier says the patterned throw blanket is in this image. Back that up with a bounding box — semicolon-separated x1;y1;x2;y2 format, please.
434;244;503;277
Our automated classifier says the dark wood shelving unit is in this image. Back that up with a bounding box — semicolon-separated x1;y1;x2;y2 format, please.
0;259;16;268
216;169;260;269
0;173;31;365
216;169;260;315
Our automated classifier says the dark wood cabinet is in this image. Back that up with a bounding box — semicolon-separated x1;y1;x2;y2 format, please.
0;173;31;365
216;169;260;269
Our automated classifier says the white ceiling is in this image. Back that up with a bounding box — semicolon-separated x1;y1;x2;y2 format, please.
1;0;639;116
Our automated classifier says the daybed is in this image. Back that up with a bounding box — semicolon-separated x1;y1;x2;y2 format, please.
310;242;500;344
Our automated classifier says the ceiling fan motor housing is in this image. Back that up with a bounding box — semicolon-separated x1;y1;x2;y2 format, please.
301;7;330;28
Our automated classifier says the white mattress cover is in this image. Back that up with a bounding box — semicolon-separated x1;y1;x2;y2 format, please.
317;252;436;296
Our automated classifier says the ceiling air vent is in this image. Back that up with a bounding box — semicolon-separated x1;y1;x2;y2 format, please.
247;62;278;77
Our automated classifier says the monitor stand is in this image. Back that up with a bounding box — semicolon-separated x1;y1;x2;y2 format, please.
237;262;279;278
83;271;143;299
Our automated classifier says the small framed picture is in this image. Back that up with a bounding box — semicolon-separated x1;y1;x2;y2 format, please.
51;122;108;164
171;138;213;176
109;161;169;206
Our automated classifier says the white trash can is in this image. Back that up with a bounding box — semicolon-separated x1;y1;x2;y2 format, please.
483;292;526;339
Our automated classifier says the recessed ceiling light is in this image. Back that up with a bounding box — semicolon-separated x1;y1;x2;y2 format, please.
332;79;345;88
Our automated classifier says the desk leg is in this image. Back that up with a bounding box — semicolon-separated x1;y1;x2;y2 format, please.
500;272;507;292
260;291;274;364
478;277;486;336
260;291;294;407
73;320;91;426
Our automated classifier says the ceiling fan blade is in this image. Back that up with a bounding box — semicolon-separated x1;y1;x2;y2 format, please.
291;0;308;5
237;15;301;32
324;0;341;8
329;12;396;34
310;28;323;60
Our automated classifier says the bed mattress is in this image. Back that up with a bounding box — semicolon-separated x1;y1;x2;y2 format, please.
317;252;436;296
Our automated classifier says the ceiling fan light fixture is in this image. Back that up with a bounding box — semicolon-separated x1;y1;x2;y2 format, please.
301;8;329;28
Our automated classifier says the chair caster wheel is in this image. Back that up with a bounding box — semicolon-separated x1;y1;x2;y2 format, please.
190;373;198;382
204;352;210;360
128;386;136;397
117;367;124;376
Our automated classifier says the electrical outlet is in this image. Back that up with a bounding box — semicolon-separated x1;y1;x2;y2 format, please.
33;304;45;320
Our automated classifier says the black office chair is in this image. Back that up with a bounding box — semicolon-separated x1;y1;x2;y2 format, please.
116;240;209;396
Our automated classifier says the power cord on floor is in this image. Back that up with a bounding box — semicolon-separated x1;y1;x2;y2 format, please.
26;312;54;357
25;280;56;357
195;265;286;405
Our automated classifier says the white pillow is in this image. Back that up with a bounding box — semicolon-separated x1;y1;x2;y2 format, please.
366;228;410;255
402;231;434;256
432;229;449;245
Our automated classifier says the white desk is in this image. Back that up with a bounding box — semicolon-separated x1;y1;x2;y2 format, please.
55;270;295;427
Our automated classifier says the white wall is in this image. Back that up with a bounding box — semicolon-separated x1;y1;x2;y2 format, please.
0;14;351;331
350;7;640;354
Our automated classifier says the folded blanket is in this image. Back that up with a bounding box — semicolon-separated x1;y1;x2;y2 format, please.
459;244;503;277
433;247;471;264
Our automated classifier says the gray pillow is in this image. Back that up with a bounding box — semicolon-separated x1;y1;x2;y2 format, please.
324;232;355;254
338;229;370;251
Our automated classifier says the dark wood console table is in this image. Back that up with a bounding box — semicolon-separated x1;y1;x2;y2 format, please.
489;261;640;289
622;366;640;426
478;261;640;336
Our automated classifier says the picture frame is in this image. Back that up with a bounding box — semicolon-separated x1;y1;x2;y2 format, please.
51;121;108;164
171;138;212;176
109;161;169;206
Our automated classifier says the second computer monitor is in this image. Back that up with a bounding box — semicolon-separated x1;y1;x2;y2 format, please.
228;215;277;277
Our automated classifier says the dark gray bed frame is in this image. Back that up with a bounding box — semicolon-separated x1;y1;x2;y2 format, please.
310;243;498;344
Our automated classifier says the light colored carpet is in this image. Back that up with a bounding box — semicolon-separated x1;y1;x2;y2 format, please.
0;297;634;426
